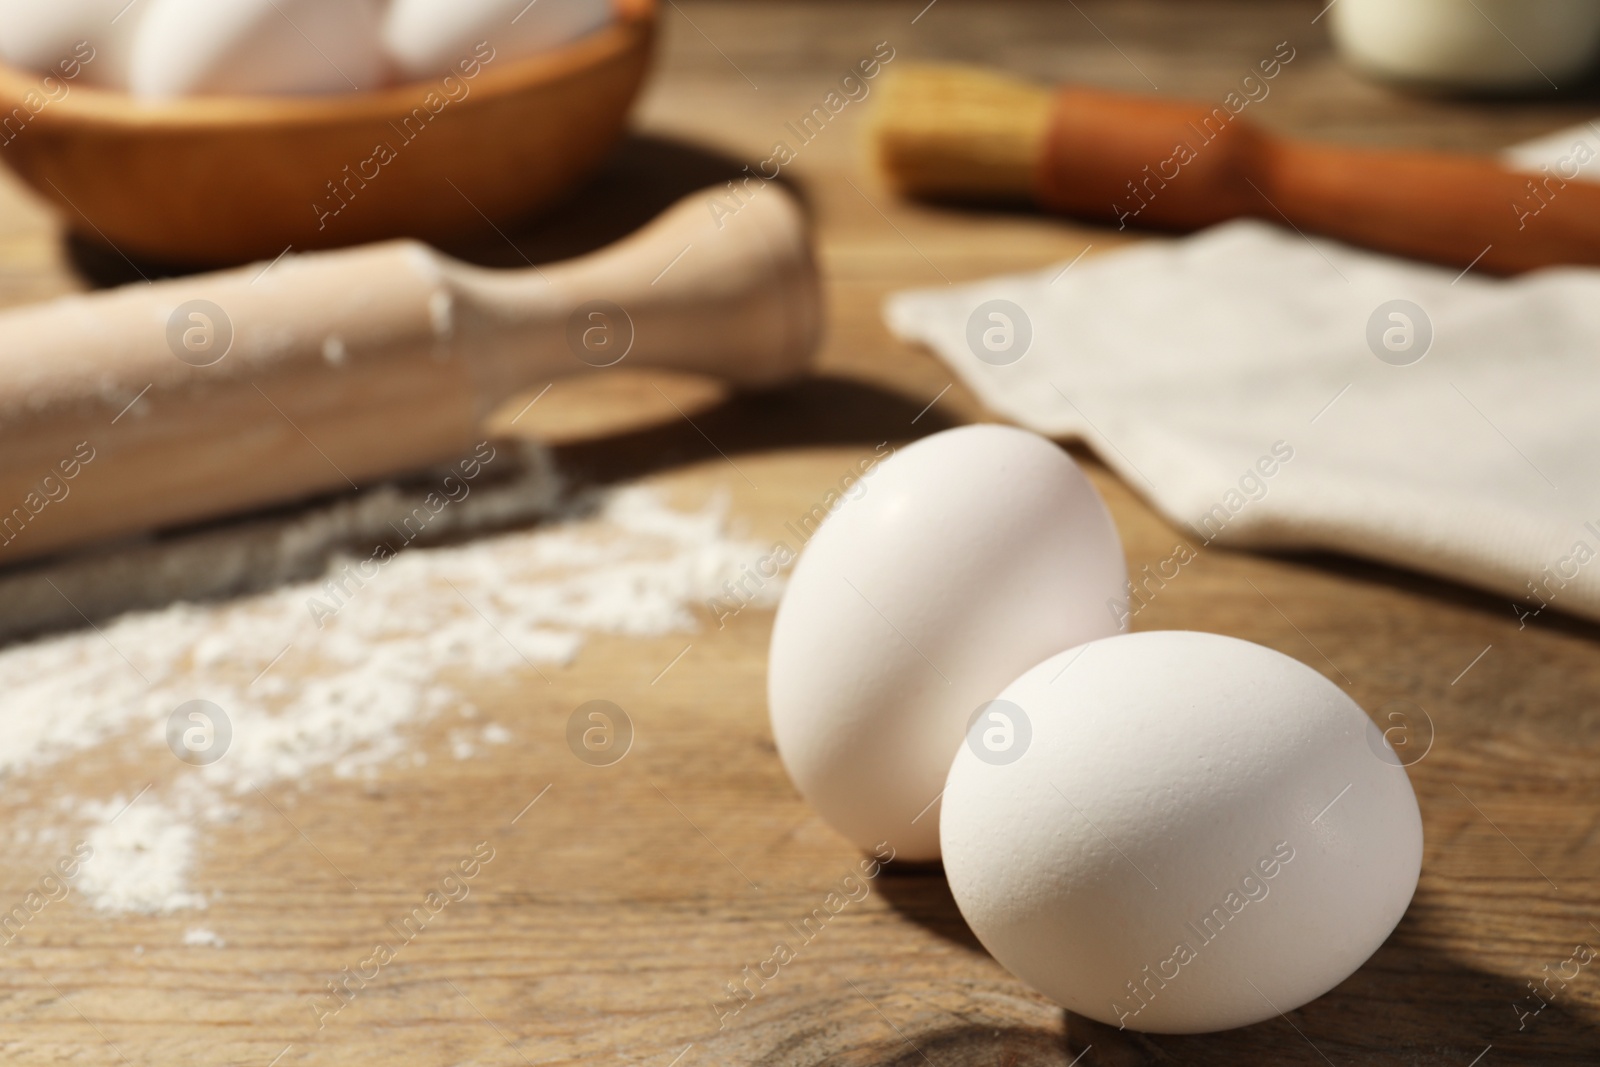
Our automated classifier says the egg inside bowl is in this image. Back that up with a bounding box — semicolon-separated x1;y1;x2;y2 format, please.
0;0;656;265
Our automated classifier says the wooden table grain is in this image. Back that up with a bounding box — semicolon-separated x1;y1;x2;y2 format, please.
2;2;1598;1064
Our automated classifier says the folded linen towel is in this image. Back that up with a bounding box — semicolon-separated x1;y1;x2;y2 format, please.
886;215;1600;626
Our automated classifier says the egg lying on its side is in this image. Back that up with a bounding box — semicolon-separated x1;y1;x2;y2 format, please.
0;0;141;89
768;424;1127;861
941;631;1423;1033
129;0;386;100
382;0;614;82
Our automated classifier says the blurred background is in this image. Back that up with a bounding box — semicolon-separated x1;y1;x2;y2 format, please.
0;2;1597;1064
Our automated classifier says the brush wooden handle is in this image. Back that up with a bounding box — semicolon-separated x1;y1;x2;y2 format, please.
1037;85;1600;274
0;185;820;566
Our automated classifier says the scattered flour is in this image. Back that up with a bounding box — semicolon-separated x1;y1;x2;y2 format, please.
0;486;781;916
182;927;225;948
451;722;515;760
76;796;208;915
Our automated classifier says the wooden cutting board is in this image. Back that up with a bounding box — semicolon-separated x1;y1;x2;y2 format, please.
0;3;1597;1064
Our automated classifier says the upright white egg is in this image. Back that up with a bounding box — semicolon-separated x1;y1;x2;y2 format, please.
382;0;614;82
0;0;143;89
941;631;1423;1033
129;0;386;100
768;424;1127;861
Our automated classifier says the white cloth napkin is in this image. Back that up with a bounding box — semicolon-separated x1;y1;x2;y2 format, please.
885;181;1600;625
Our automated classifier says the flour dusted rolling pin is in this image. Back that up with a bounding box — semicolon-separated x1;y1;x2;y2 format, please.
873;65;1600;274
0;184;820;566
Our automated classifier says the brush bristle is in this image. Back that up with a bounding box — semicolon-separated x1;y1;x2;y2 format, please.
871;64;1054;202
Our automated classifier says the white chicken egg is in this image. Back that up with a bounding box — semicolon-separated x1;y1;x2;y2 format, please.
940;630;1423;1033
0;0;143;89
129;0;386;100
382;0;614;83
767;424;1127;861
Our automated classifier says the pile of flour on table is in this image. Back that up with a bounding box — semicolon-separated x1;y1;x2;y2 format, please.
0;482;779;916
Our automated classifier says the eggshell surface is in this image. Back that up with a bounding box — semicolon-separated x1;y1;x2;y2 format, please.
940;630;1423;1033
768;424;1127;861
0;0;142;89
129;0;385;100
382;0;613;82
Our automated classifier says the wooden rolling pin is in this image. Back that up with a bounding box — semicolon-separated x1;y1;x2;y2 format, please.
0;185;820;566
873;65;1600;274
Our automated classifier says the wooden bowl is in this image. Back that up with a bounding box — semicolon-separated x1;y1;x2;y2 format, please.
0;0;656;266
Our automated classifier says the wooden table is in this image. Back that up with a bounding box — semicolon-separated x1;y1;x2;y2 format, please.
3;2;1598;1064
